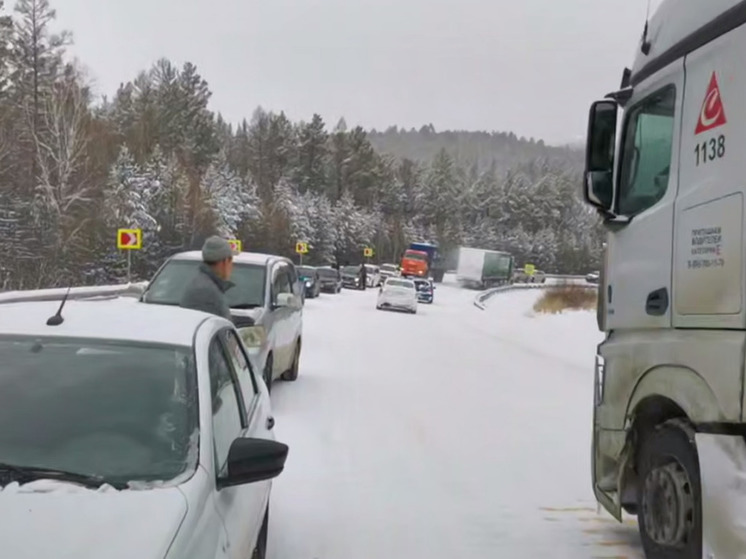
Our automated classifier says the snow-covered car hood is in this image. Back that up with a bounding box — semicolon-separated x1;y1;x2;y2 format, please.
0;480;188;559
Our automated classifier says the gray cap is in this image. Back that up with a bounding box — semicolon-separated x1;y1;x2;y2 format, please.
202;236;233;263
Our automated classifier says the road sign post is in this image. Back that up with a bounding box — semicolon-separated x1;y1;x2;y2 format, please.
117;228;142;283
295;241;308;265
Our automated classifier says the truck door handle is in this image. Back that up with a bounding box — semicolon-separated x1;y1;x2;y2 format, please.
646;287;668;316
266;416;275;430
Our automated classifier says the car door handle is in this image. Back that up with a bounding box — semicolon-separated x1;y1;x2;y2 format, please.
645;287;668;316
266;416;275;430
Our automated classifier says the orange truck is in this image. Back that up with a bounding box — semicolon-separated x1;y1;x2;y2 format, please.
399;248;430;278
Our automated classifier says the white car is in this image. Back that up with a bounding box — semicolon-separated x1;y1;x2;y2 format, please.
0;287;288;559
379;263;399;283
142;251;304;394
364;264;381;287
376;278;418;314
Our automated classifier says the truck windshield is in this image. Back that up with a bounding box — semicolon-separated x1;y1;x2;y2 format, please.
404;252;427;261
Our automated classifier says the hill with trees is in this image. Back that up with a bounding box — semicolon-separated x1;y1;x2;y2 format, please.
0;0;602;289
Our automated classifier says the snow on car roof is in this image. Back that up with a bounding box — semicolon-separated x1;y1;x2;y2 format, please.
169;250;284;266
0;298;214;347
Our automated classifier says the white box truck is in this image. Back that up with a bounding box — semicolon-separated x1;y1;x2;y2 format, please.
583;1;746;556
455;247;513;289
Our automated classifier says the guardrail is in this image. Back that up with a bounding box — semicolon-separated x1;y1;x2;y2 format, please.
473;282;597;310
0;282;149;305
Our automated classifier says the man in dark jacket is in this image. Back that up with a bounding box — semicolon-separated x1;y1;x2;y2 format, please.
359;263;367;290
179;236;235;320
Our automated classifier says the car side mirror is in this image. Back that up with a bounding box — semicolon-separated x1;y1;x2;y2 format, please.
584;100;617;214
217;438;289;489
273;292;293;308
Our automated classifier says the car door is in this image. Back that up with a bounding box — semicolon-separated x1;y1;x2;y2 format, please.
208;332;265;559
270;263;293;372
604;60;683;330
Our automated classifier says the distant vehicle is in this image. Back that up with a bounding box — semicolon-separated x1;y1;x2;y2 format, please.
0;288;289;559
317;266;342;293
341;265;364;290
456;247;514;289
297;266;321;298
364;264;381;287
512;267;547;284
399;249;430;279
141;251;304;393
377;277;418;313
379;263;399;283
586;271;600;284
413;277;434;303
400;242;445;282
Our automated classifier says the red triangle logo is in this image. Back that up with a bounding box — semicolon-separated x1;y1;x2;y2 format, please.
695;72;727;135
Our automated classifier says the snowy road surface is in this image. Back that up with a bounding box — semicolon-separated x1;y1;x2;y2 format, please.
267;278;643;559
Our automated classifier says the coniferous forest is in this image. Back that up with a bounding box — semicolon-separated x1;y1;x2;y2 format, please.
0;0;603;289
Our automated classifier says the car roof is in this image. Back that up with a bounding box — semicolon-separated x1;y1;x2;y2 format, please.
169;250;288;267
0;298;212;347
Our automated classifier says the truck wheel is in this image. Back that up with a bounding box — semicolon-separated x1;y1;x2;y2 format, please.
637;421;701;559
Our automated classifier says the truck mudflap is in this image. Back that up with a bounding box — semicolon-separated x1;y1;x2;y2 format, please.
696;433;746;558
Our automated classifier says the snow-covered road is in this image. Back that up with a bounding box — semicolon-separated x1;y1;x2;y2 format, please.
267;279;643;559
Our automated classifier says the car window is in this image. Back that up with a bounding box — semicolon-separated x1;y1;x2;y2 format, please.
143;260;267;309
220;329;258;407
272;264;291;302
0;336;198;486
208;336;246;474
617;85;676;217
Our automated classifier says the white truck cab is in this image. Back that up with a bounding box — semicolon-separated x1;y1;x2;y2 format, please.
583;1;746;557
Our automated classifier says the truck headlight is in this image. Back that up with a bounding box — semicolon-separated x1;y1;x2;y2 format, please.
240;325;267;348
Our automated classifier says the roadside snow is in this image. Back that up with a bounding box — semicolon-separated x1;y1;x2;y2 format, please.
267;283;642;559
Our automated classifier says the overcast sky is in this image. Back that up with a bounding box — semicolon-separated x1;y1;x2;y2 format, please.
52;0;659;145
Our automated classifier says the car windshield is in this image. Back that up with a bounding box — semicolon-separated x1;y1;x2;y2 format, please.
386;279;413;289
381;265;397;273
404;252;427;261
364;265;378;273
342;266;359;274
0;336;198;487
317;268;339;278
297;266;316;277
143;260;266;309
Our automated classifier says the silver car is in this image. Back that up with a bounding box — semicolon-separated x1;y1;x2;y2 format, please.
142;251;304;393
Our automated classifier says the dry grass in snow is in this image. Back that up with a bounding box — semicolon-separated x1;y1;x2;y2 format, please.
533;285;597;314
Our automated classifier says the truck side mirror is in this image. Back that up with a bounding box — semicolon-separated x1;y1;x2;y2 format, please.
584;100;617;213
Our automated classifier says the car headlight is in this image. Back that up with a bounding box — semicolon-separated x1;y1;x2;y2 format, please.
305;280;312;287
239;325;267;348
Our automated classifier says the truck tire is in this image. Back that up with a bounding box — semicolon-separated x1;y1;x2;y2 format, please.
636;421;701;559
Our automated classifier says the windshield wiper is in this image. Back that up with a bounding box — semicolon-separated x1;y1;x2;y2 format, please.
0;462;119;489
231;303;260;309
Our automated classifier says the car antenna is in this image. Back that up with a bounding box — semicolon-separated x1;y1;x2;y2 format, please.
46;287;71;326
